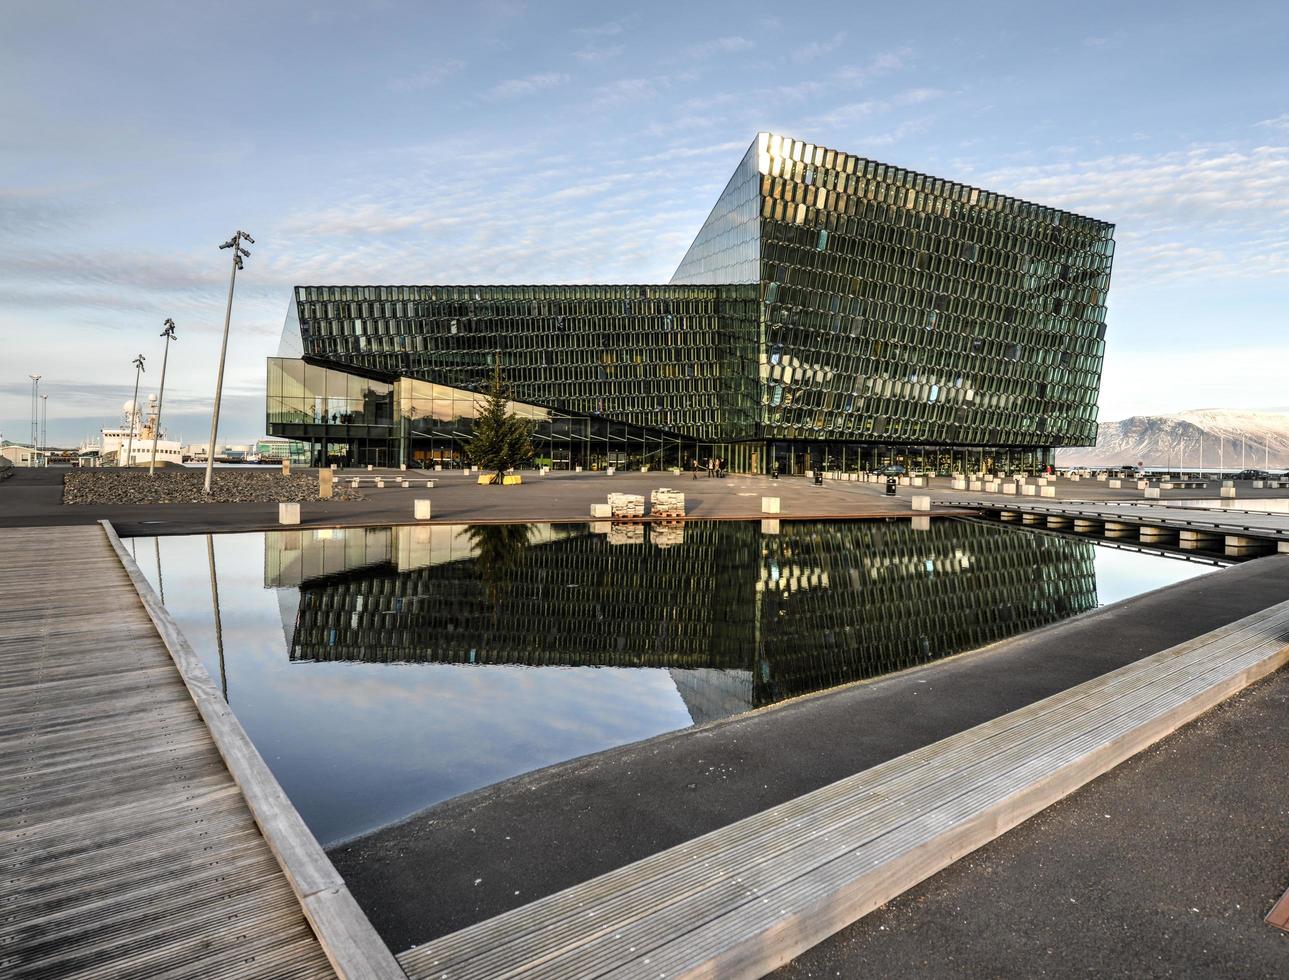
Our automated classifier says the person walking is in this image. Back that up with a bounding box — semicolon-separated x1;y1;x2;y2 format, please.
706;457;714;478
691;457;699;480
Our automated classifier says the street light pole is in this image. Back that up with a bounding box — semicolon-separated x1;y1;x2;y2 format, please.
124;354;146;468
204;231;254;494
150;319;177;476
40;395;47;465
28;375;40;458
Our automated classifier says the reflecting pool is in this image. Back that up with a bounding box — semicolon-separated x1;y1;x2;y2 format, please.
125;519;1216;845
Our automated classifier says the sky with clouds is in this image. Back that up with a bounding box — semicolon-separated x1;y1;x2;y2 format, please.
3;0;1287;446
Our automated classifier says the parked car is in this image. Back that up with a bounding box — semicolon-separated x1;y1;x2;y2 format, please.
877;464;906;476
1233;469;1267;480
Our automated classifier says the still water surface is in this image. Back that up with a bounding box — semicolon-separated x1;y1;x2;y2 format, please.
126;518;1215;846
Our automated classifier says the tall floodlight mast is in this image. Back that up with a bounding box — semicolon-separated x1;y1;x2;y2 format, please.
204;231;253;494
28;375;40;454
150;319;178;475
123;355;146;468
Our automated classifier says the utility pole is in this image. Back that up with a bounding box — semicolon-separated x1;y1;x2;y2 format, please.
28;375;40;457
124;355;146;468
150;319;177;475
204;231;254;494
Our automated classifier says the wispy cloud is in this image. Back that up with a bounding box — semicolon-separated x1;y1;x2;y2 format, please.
792;33;847;62
574;44;624;63
835;47;912;85
388;60;465;93
684;36;754;60
1257;113;1289;132
486;71;570;101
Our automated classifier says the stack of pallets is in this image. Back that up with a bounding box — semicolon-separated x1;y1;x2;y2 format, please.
650;488;686;518
607;492;645;518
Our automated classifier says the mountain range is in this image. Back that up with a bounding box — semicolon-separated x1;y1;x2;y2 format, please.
1056;410;1289;469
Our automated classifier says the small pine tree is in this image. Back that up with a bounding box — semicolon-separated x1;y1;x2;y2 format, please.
465;366;535;483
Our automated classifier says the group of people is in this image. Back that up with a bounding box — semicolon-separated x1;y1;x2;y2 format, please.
692;457;726;479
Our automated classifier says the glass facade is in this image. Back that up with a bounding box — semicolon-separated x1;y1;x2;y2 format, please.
268;132;1114;472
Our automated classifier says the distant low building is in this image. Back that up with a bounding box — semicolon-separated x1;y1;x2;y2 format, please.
253;438;311;463
1;444;46;467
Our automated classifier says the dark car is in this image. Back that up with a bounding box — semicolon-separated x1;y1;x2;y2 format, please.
1233;469;1267;480
877;464;906;476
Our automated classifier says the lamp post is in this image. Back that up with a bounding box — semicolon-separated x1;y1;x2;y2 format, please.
124;354;146;468
28;375;40;459
204;231;254;494
149;319;177;476
40;394;48;466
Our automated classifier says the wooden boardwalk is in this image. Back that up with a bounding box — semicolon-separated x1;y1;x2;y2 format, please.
936;496;1289;546
397;597;1289;979
0;524;402;979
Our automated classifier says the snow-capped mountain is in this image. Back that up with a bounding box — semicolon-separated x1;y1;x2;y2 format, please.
1056;410;1289;469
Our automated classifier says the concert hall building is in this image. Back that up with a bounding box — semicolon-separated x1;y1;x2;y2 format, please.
267;132;1114;473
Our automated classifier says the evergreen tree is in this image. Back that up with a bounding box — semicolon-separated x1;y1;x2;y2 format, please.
464;366;534;482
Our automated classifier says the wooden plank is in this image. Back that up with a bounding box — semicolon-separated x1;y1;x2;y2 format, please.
0;523;346;979
1267;887;1289;931
398;598;1289;979
99;520;406;980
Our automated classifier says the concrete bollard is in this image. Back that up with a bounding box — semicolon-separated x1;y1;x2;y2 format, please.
762;496;781;514
367;464;373;471
1253;480;1264;488
911;476;926;488
951;478;967;490
910;514;931;531
1002;483;1017;494
911;495;931;512
1145;487;1161;499
400;464;407;471
376;479;385;488
1108;479;1122;488
590;503;611;518
278;502;300;525
414;499;432;520
318;468;333;500
281;459;291;475
1040;485;1056;497
761;518;780;535
606;466;615;476
1021;484;1037;496
969;480;983;491
575;465;583;473
1221;486;1237;499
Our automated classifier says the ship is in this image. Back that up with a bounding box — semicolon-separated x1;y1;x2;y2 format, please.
99;395;184;467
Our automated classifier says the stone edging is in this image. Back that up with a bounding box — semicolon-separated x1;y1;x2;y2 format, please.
99;519;406;979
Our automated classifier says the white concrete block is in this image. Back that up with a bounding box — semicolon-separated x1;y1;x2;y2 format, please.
606;466;615;476
1136;480;1149;490
367;464;373;471
969;480;983;491
911;495;931;512
762;496;781;514
1221;486;1237;499
590;502;611;518
1021;484;1037;496
1108;479;1122;488
278;502;300;525
911;476;926;488
951;478;967;490
400;464;407;471
1002;483;1017;494
910;515;931;531
1253;480;1264;488
1144;487;1161;499
761;518;780;535
1040;485;1056;497
414;499;432;520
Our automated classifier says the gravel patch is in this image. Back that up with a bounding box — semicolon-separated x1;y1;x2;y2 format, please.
63;469;363;505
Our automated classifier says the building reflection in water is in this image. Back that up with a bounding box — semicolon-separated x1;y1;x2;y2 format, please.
265;519;1098;724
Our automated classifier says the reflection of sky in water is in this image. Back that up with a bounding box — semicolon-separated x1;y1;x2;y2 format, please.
123;524;1215;846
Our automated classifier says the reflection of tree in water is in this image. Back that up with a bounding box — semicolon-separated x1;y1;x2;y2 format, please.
466;523;534;615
